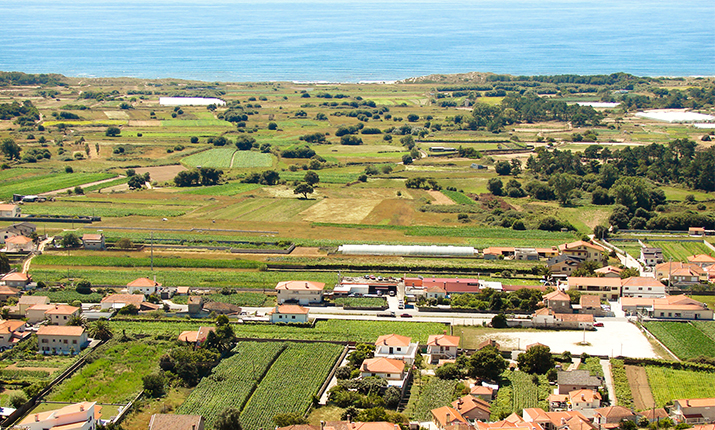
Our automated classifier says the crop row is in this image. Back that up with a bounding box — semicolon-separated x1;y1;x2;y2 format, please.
609;359;634;409
44;290;105;304
441;190;477;205
405;377;458;421
172;293;270;307
0;369;52;380
177;341;286;428
239;342;343;430
643;321;715;360
180;182;262;196
579;357;604;377
34;254;264;270
107;319;447;344
333;297;387;308
279;171;362;184
644;366;715;408
29;268;338;290
21;202;192;218
691;321;715;343
649;241;711;262
0;172;114;199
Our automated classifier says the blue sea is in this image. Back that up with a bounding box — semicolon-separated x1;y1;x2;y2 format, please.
0;0;713;82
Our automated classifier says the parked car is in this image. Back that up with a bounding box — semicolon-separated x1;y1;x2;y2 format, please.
594;322;604;327
400;313;412;318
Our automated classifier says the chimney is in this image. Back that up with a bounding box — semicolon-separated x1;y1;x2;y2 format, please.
192;426;196;430
561;418;566;425
35;414;39;422
80;405;84;412
446;412;451;424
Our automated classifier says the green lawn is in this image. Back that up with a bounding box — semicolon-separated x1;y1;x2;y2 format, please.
645;366;715;407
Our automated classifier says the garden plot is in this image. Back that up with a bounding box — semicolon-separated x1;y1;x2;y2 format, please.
300;198;383;223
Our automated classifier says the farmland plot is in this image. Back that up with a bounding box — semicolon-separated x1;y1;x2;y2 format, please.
645;366;715;407
404;377;458;421
643;322;715;360
648;241;711;262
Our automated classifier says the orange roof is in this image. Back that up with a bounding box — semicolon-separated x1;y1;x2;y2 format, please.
559;240;605;253
2;272;30;282
275;280;325;291
579;295;601;307
432;406;468;427
27;304;54;312
676;398;715;408
526;342;547;350
0;285;20;295
101;294;144;307
688;254;715;264
567;277;622;288
452;395;491;415
692;425;715;430
361;357;405;374
548;394;569;403
178;326;215;343
45;305;80;315
594;406;635;420
471;385;494;396
375;333;412;347
19;295;49;304
562;416;596;430
82;234;103;241
37;325;85;336
0;320;25;333
0;204;18;211
5;235;32;244
594;266;623;274
655;262;704;275
426;285;447;293
622;277;666;288
427;334;460;347
19;401;97;425
127;277;161;288
556;313;594;323
569;389;601;403
483;247;515;255
639;408;668;421
543;290;570;302
176;287;190;294
269;304;309;315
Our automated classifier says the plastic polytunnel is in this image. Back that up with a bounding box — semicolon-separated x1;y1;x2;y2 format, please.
337;244;476;257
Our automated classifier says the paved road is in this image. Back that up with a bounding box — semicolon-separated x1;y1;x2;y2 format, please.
601;359;617;405
22;236;54;273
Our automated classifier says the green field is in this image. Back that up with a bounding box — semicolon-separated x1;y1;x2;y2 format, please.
645;366;715;407
642;322;715;360
33;254;264;270
404;377;459;421
182;148;272;169
107;319;448;344
172;292;271;307
179;182;263;196
22;201;194;218
0;172;114;199
333;297;387;309
691;321;715;343
647;241;711;262
610;359;634;409
490;371;549;420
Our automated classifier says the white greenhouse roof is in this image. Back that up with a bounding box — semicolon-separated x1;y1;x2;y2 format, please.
635;109;715;123
338;244;476;257
159;97;226;106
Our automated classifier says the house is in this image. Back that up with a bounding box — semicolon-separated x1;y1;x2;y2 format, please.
1;222;36;244
374;333;419;365
45;304;81;325
593;266;623;278
275;280;325;305
187;296;203;314
26;304;56;324
482;247;515;260
672;398;715;424
688;254;715;269
689;227;706;237
655;262;706;285
149;414;205;430
637;408;668;424
37;325;88;355
17;401;100;430
543;290;572;313
18;295;49;314
547;394;569;411
0;204;20;218
412;277;484;294
621;295;713;320
426;334;460;363
593;406;636;429
0;285;20;302
175;286;190;295
532;308;594;329
0;320;28;350
557;370;603;395
515;248;539;261
100;293;145;310
426;285;448;300
268;304;309;323
640;248;664;267
4;235;34;252
621;277;667;298
559;415;597;430
522;408;589;430
452;395;491;421
558;240;606;264
568;389;601;410
178;326;215;346
526;342;547;351
2;272;32;289
202;301;241;315
577;294;604;317
81;234;105;250
566;277;621;301
537;247;560;259
360;357;406;384
431;406;468;429
470;385;495;402
126;277;161;295
548;255;584;276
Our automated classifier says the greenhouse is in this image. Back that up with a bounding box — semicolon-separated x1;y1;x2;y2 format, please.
337;244;476;257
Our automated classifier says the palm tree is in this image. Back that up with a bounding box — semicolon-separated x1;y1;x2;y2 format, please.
88;320;113;341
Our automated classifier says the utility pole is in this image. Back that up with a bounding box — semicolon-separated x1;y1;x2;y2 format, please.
150;231;154;271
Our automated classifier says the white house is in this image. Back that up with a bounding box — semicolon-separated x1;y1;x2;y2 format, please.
0;320;28;350
621;277;667;298
267;304;309;323
1;272;32;289
0;204;20;218
360;357;406;385
4;235;34;252
81;234;105;251
569;389;602;410
17;401;100;430
44;305;81;325
374;333;419;365
426;334;460;363
672;398;715;424
126;277;161;295
275;280;324;305
37;325;89;355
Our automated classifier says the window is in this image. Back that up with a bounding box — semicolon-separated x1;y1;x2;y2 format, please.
42;339;48;343
291;316;295;319
64;340;68;344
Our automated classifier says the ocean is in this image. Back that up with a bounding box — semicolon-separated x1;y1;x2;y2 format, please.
0;0;713;82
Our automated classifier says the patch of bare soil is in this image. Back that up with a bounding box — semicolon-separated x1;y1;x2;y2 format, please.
300;198;382;224
128;120;161;127
5;363;58;373
290;247;325;257
362;199;414;226
625;365;655;410
426;190;455;205
478;194;515;211
135;165;187;182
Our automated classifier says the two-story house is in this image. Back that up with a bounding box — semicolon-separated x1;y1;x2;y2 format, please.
426;334;460;363
360;357;406;385
17;401;100;430
672;398;715;424
374;334;419;365
81;234;105;251
45;305;81;325
558;240;606;264
37;325;88;355
566;277;621;301
275;280;325;305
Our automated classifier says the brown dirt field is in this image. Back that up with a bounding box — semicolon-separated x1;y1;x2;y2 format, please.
128;120;161;127
625;365;655;410
427;190;455;205
289;247;325;257
300;198;382;224
5;363;58;373
362;199;414;226
135;165;187;182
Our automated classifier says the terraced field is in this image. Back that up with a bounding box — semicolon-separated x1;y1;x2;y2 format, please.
648;241;711;262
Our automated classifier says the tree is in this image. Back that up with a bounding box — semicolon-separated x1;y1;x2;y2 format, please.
402;154;413;165
199;167;223;186
341;135;363;145
116;238;134;249
400;135;415;149
494;161;512;175
294;183;314;199
510;158;522;176
273;413;308;427
215;408;242;430
487;178;503;196
549;173;577;205
407;114;419;122
61;233;81;248
268;122;278;130
235;136;256;151
304;170;319;186
383;386;402;409
0;253;10;274
491;313;508;328
469;345;507;381
517;345;555;374
9;393;27;408
142;373;165;398
1;138;21;160
128;174;145;189
347;343;374;368
105;126;121;137
435;362;462;380
75;280;92;294
118;304;139;315
88;320;113;341
67;314;85;327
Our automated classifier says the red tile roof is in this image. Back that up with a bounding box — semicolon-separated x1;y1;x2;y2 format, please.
427;334;460;347
361;357;405;374
275;280;325;291
37;325;85;337
375;333;412;347
127;277;161;288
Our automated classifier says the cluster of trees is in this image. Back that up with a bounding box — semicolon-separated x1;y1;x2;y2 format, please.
405;177;441;190
446;287;545;313
127;169;151;189
0;71;65;87
0;101;40;126
242;170;280;185
487;178;526;198
281;145;316;158
174;167;223;187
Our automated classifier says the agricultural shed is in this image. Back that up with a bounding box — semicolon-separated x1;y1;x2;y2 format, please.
338;244;475;257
